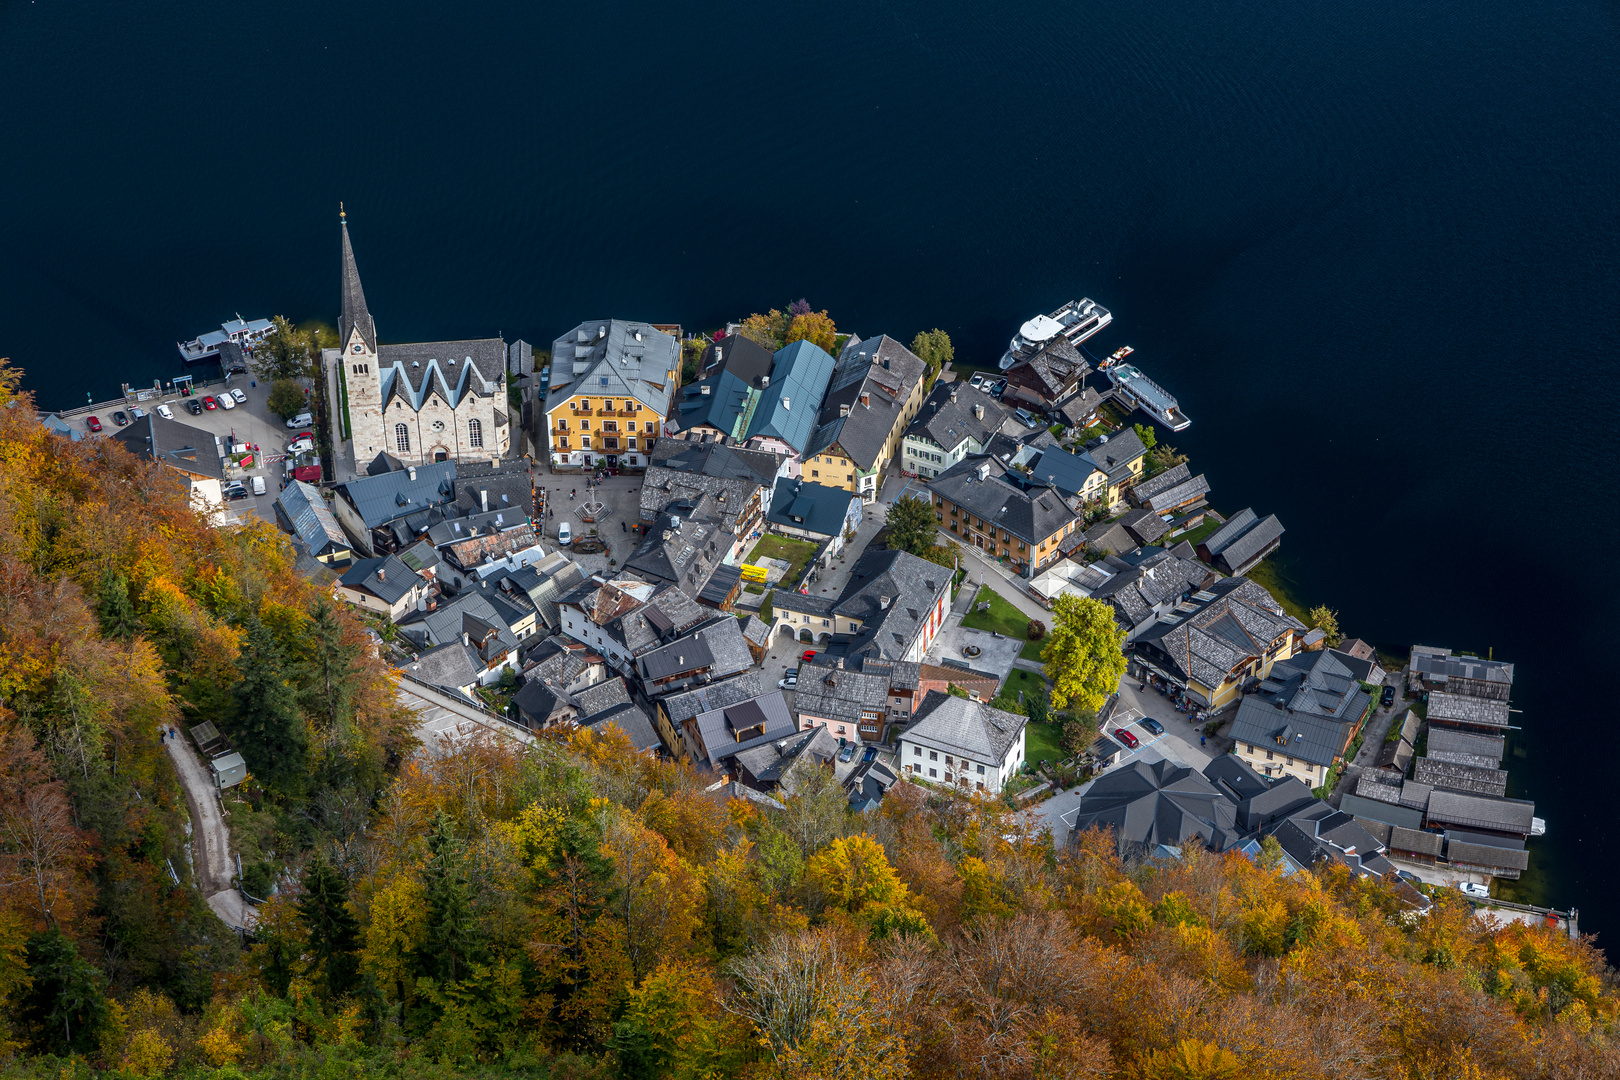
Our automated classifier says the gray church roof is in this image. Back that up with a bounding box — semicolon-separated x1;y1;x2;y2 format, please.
339;215;376;352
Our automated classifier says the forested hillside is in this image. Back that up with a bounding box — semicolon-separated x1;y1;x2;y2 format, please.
1;360;1618;1080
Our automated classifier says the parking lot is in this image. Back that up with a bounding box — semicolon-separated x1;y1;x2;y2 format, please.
56;375;318;525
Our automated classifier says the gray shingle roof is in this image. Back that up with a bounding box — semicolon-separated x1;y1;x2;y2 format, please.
616;586;711;656
574;676;633;717
406;642;482;695
1134;577;1304;690
1029;447;1107;499
1143;474;1211;514
1118;508;1169;546
767;478;857;537
905;690;1027;766
733;725;841;792
830;549;952;662
927;455;1079;547
792;667;889;727
113;414;227;480
808;336;926;469
549;320;680;419
1409;648;1515;691
396;590;519;654
337;462;457;529
1425;727;1506;768
1001;338;1088;404
701;334;775;386
627;511;736;597
639;617;752;688
379;339;506;412
689;691;798;768
1413;757;1509;797
339;555;421;605
275;479;349;557
741;615;770;647
582;701;662;752
1444;830;1529;871
1067;758;1241;854
660;670;766;728
1084;427;1147;473
1130;463;1191;505
1426;691;1510;729
1425;790;1536;835
906;381;1008;454
1200;508;1285;574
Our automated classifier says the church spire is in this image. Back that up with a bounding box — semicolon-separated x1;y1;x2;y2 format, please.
339;204;376;352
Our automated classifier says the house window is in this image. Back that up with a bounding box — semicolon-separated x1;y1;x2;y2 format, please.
628;438;637;449
929;751;938;761
599;377;609;387
977;764;985;774
467;418;482;447
836;726;845;734
603;421;618;432
928;768;937;778
570;400;578;410
558;437;569;449
1266;751;1275;761
822;619;830;626
812;470;819;477
395;424;410;452
582;437;591;449
1247;744;1256;754
557;418;568;430
913;746;921;756
582;400;591;410
603;438;619;450
579;420;590;430
976;782;985;791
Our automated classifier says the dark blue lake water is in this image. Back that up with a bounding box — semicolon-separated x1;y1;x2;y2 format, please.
3;1;1617;940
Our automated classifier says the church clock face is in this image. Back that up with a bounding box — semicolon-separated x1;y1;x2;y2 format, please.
351;343;363;354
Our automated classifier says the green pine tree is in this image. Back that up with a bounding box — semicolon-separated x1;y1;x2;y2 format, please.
19;929;109;1056
95;570;139;642
297;853;361;999
418;812;486;985
225;617;309;794
885;495;939;558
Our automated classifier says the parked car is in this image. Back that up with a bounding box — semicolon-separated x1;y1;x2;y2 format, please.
1381;685;1396;708
1115;728;1140;749
223;483;249;501
1140;717;1165;737
1457;882;1490;900
187;399;203;415
802;649;817;662
286;435;315;454
251;476;266;496
218;393;236;410
969;373;985;388
130;406;145;419
285;410;313;429
112;410;129;426
777;674;798;690
155;404;174;420
86;415;103;432
838;743;857;763
230;388;247;403
558;521;572;545
203;396;218;410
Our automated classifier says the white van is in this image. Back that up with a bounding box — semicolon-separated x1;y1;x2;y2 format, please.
251;476;267;496
558;521;572;546
285;411;313;429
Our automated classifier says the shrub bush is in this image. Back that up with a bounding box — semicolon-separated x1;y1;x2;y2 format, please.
1027;619;1046;641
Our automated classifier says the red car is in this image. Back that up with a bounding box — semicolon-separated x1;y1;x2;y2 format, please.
203;396;218;410
86;415;103;432
802;650;817;662
1115;728;1141;749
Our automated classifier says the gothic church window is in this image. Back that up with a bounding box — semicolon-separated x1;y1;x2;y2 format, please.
468;419;483;448
395;424;410;453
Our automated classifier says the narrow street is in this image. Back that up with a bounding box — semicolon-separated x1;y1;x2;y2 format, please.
161;732;256;930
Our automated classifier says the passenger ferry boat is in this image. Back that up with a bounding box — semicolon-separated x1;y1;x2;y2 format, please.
997;298;1112;370
1108;362;1192;431
177;314;275;364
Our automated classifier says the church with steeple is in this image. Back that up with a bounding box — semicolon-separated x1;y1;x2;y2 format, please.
326;210;510;467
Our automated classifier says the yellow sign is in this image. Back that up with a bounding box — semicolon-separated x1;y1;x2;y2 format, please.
739;564;769;583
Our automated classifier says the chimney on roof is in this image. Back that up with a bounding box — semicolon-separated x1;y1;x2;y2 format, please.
760;374;770;387
879;595;892;609
408;465;418;481
860;391;870;408
783;396;790;411
973;403;984;420
975;461;991;481
700;385;711;396
462;630;470;647
376;568;384;582
480;489;489;512
840;403;850;417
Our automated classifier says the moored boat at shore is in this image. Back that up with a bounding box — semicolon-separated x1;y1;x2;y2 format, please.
1107;362;1191;431
178;314;275;364
997;298;1112;370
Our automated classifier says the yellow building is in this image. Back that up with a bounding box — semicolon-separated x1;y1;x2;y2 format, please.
546;320;679;470
804;336;929;502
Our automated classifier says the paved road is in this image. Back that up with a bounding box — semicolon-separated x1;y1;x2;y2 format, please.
160;731;256;930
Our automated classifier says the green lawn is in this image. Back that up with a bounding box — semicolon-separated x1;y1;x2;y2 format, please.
1020;638;1047;663
1024;720;1064;767
747;534;820;588
1171;515;1223;548
961;586;1031;637
1002;668;1046;708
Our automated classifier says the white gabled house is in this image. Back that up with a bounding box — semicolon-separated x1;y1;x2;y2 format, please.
897;690;1028;795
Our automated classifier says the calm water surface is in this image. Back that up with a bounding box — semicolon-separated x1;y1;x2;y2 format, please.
3;0;1617;942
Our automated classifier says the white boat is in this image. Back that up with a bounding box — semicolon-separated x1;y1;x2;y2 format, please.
1107;363;1191;431
997;299;1112;370
1531;817;1547;837
178;314;275;364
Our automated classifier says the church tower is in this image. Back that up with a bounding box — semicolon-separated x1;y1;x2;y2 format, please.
338;207;383;457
